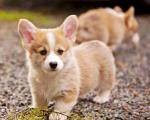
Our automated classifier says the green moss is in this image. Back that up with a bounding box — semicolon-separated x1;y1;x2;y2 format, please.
7;108;50;120
6;108;93;120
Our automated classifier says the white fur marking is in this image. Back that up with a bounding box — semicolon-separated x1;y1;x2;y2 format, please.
44;52;64;71
47;32;55;50
43;33;64;71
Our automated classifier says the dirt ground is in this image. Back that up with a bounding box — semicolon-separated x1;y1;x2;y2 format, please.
0;15;150;120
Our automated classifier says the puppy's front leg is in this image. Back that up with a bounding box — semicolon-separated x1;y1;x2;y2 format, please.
31;91;48;109
50;90;78;120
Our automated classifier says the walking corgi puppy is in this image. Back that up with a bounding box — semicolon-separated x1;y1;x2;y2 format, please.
77;6;140;51
18;15;116;120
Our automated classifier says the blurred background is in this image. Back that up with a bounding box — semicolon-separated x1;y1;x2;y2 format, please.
0;0;149;26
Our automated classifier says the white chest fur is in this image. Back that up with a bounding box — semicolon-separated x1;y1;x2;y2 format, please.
28;56;80;102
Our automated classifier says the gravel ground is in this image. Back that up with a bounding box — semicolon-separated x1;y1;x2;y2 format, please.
0;16;150;120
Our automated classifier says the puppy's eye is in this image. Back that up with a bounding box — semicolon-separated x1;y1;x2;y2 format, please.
57;49;64;55
39;49;47;55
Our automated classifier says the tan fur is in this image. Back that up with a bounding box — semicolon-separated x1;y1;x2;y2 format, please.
77;6;139;51
74;41;116;96
18;16;116;120
113;6;123;13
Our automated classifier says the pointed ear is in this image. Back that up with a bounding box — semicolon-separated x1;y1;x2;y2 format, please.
18;19;37;44
125;6;135;28
126;6;134;17
62;15;78;42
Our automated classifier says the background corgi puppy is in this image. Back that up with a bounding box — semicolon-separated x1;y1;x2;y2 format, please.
77;6;140;51
18;15;116;120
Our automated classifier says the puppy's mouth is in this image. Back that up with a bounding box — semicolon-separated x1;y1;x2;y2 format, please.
50;69;57;72
42;68;58;74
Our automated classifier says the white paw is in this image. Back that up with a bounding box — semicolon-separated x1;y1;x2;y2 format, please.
132;33;140;47
49;112;67;120
93;95;110;104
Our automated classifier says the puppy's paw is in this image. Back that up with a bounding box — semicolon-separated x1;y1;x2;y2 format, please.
93;95;110;103
132;33;140;47
93;91;110;104
49;112;67;120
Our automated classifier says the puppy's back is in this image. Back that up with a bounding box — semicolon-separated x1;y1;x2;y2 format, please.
77;8;125;45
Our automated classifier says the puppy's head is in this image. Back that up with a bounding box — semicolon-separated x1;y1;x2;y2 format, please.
18;15;78;73
124;6;139;37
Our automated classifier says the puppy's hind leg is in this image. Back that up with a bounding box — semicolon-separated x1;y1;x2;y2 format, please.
93;69;116;104
93;52;116;104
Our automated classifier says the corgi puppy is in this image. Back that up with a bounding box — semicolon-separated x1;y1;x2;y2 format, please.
77;6;140;51
18;15;116;120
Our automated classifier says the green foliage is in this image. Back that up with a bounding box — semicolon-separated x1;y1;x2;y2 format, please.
7;108;50;120
6;108;93;120
0;10;60;26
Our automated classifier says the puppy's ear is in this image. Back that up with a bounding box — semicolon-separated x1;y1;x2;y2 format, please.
113;6;123;13
18;19;37;44
125;6;134;17
125;6;135;28
62;15;78;42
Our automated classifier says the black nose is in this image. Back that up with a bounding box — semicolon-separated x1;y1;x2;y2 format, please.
49;62;57;69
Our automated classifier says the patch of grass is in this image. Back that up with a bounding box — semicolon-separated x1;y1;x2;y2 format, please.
6;108;93;120
7;108;50;120
0;10;61;26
